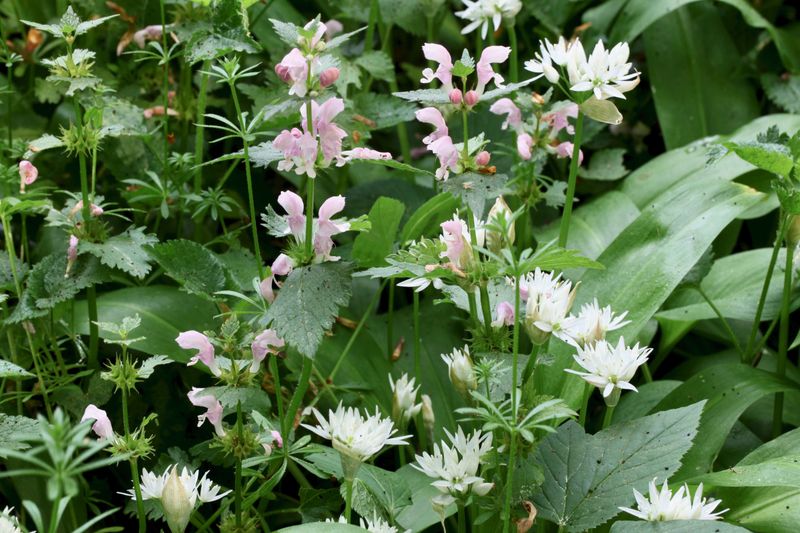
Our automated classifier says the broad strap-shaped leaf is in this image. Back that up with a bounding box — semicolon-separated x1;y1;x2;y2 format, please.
264;262;353;358
148;239;226;296
352;197;405;268
0;360;34;379
610;521;749;532
578;148;629;181
81;226;158;279
534;402;704;531
400;192;460;243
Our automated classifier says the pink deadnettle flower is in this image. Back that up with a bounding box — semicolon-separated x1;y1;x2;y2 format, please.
133;25;163;49
324;19;343;41
275;48;313;97
554;141;584;165
18;160;38;193
277;190;306;241
543;104;579;136
420;43;454;91
475;46;511;95
275;98;347;178
314;195;349;261
81;404;114;440
476;150;491;167
176;331;221;377
301;98;347;165
187;387;225;437
319;67;340;88
429;135;460;181
416;107;449;145
250;329;285;373
259;253;295;303
440;217;473;270
72;200;104;217
274;127;318;178
489;98;522;131
517;133;534;160
492;301;515;327
65;235;79;277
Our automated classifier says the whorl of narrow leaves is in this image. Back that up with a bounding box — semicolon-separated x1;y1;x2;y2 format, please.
533;402;705;531
264;263;353;358
148;239;226;296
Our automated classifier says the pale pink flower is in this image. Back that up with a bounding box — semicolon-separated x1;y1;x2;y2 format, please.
302;98;347;165
476;150;491;167
337;147;392;165
305;19;328;49
554;141;584;165
177;331;220;377
449;89;463;105
475;46;510;94
319;67;339;88
81;404;114;440
416;107;449;145
324;19;343;41
274;127;319;178
143;105;179;119
314;195;349;261
259;254;295;303
464;89;479;107
492;301;515;327
429;135;460;181
250;329;285;373
517;133;533;160
65;235;79;277
187;388;225;437
18;160;37;193
420;43;454;91
72;200;104;217
489;98;522;131
277;190;306;240
276;48;311;97
133;25;163;49
543;104;579;136
440;217;471;268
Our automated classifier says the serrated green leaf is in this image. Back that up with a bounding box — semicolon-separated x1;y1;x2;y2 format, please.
0;360;34;379
534;403;705;531
217;248;259;292
441;172;510;219
578;148;629;181
724;140;794;176
185;0;258;64
351;93;416;130
392;88;450;105
762;73;800;114
479;78;536;102
199;385;271;416
81;227;158;279
25;133;65;158
264;263;353;357
149;239;226;296
355;51;395;84
0;414;38;456
136;355;172;380
352;197;405;268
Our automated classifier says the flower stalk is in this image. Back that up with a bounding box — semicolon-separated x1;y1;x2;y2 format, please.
773;236;794;438
558;111;584;248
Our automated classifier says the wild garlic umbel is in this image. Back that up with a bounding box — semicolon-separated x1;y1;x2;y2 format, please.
1;1;799;532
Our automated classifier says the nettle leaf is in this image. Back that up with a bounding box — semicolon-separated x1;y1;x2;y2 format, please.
533;402;705;531
348;158;433;176
148;239;226;296
351;93;417;130
200;386;271;415
480;78;536;102
270;18;301;46
723;140;794;176
47;75;101;97
355;51;395;84
578;148;629;181
352;197;405;268
264;262;353;358
261;205;289;238
217;248;260;292
762;73;800;114
441;172;510;219
0;414;38;456
0;250;28;290
81;227;158;279
392;88;450;105
25;133;65;158
378;0;428;36
136;355;172;380
0;360;34;379
185;0;258;64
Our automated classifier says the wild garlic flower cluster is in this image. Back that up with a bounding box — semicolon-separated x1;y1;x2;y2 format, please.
566;337;652;405
442;345;478;395
389;373;423;423
416;43;509;180
302;403;411;467
122;465;230;533
524;37;640;101
413;427;494;508
326;513;411;532
620;479;727;522
0;506;24;533
456;0;522;39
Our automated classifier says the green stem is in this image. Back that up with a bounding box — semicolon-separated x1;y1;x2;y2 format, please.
387;279;395;357
557;111;584;248
282;355;313;438
507;23;518;83
457;501;466;533
602;405;615;429
344;478;353;522
193;61;211;195
745;215;786;363
502;431;518;533
511;275;521;415
159;0;170;175
461;107;470;161
6;61;12;148
235;457;243;526
521;343;540;386
413;290;422;384
364;0;379;51
696;285;744;357
578;382;591;427
467;288;480;327
229;83;264;279
269;356;285;427
773;240;793;438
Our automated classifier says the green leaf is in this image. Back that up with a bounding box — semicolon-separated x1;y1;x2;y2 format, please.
149;239;226;296
352;197;405;268
185;0;259;64
723;141;794;177
579;96;622;125
201;386;271;416
400;192;460;243
610;522;749;532
350;93;417;130
658;248;796;322
652;364;797;480
217;248;260;292
480;79;537;102
0;360;34;379
274;523;364;532
441;172;510;219
355;51;395;84
264;263;353;358
25;133;65;158
392;88;450;105
689;455;800;488
534;403;705;531
0;414;38;456
136;355;173;380
81;227;158;279
71;286;218;361
347;157;433;176
762;74;800;114
578;148;628;181
641;3;760;149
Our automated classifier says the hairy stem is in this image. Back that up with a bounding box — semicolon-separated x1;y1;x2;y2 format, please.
282;355;313;438
193;61;211;195
507;23;518;83
557;111;584;248
773;240;794;438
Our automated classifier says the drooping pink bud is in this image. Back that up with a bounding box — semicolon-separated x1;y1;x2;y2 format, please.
449;88;463;105
187;388;225;437
19;160;38;193
250;329;285;373
476;150;491;166
464;90;479;107
176;331;221;377
274;63;292;83
319;67;340;88
81;404;114;440
65;235;79;277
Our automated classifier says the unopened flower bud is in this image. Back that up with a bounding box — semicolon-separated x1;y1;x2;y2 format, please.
319;67;340;88
65;235;79;277
18;160;38;193
788;215;800;247
421;394;435;435
442;346;477;395
274;63;292;83
464;90;479;107
476;150;491;167
486;196;515;252
449;88;463;105
162;467;193;533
